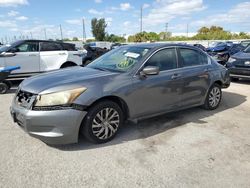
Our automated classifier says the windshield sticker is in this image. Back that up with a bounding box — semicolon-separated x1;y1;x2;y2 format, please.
117;60;136;70
124;52;140;59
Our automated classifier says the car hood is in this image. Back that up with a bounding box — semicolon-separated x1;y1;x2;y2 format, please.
231;51;250;60
20;67;119;94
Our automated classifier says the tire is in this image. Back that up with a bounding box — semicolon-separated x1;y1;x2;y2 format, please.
60;62;76;68
81;100;124;144
203;83;222;110
231;77;239;82
0;82;9;94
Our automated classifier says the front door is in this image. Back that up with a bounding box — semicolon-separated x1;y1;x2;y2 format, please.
4;41;40;74
130;47;182;118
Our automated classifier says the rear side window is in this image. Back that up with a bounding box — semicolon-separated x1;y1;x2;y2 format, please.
15;42;39;52
61;43;76;51
179;48;208;67
145;48;177;71
40;42;62;51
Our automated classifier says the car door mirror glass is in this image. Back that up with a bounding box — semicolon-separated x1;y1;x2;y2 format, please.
141;66;159;76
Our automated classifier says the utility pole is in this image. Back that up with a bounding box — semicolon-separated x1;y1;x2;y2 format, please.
44;28;47;40
30;32;33;39
59;24;63;41
140;5;143;33
82;18;86;43
186;23;189;38
165;23;168;40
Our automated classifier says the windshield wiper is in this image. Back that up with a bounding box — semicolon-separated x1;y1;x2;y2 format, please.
91;66;107;71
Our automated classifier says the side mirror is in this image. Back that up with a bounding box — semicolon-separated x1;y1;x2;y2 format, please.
140;66;159;77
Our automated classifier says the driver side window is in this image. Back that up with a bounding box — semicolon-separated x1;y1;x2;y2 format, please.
145;48;177;71
16;42;39;52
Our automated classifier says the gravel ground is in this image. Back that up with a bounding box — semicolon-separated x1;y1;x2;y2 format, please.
0;81;250;188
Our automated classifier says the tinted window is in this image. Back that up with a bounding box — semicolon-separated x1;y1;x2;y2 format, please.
145;48;177;71
40;42;62;51
179;48;208;67
61;43;76;51
15;42;39;52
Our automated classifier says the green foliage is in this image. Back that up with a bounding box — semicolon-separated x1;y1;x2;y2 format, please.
127;26;250;42
91;18;107;41
72;37;79;41
105;34;126;43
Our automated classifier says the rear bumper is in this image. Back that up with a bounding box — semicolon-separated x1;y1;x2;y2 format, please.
10;103;87;145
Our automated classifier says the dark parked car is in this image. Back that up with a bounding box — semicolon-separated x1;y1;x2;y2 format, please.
226;45;250;81
206;42;244;64
10;43;230;145
82;44;109;66
193;44;206;51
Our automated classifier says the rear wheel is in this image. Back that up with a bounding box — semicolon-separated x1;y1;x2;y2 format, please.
0;82;9;94
203;84;222;110
81;100;124;143
60;62;76;68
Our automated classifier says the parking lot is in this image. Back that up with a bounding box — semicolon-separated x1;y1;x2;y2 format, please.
0;81;250;187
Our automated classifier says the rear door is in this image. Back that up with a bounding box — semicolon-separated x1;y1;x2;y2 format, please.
4;41;39;73
177;47;211;107
39;42;65;71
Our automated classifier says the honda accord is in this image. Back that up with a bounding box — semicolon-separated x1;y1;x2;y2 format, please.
10;43;230;144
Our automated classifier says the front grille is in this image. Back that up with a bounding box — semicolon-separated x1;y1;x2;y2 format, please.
16;90;37;109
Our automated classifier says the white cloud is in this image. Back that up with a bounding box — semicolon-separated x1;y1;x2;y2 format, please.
94;0;102;3
120;3;132;11
105;17;112;26
7;10;19;17
191;2;250;28
142;3;150;9
123;21;131;27
65;19;82;25
16;16;28;21
143;0;206;27
88;8;103;15
0;0;28;7
0;20;17;28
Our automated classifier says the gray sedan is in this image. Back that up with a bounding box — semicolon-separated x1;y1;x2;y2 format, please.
10;43;230;144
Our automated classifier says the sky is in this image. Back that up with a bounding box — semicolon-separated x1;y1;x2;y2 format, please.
0;0;250;41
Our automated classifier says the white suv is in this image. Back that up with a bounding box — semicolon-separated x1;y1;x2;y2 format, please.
0;40;82;78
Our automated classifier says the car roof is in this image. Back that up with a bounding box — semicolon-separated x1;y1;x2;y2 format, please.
16;39;70;44
125;43;196;50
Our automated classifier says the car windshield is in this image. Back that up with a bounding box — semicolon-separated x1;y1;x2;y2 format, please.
244;45;250;53
87;46;150;72
210;42;225;47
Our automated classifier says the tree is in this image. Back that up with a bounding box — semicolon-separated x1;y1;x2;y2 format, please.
72;37;79;41
91;18;107;41
105;34;126;43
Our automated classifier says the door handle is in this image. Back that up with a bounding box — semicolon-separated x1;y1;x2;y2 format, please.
29;54;37;57
59;53;66;55
171;73;181;80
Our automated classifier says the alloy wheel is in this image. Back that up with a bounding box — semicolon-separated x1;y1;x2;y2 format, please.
92;108;120;140
208;87;221;108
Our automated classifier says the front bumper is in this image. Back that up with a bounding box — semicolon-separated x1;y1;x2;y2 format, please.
10;103;87;145
228;67;250;79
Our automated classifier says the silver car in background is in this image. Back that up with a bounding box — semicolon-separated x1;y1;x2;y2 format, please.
10;43;230;145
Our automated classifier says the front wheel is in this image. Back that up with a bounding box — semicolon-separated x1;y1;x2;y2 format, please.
81;100;124;143
0;82;9;94
203;84;222;110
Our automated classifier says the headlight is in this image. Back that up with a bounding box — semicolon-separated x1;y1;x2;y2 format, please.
228;57;236;63
34;87;87;107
